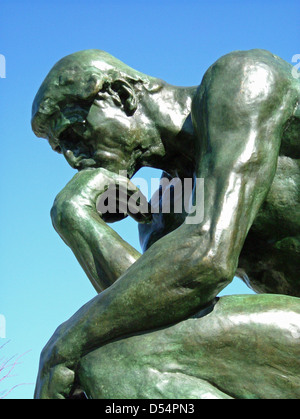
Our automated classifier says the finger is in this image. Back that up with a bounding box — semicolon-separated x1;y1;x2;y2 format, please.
112;174;141;194
127;207;153;223
127;191;153;223
96;175;153;223
118;183;153;220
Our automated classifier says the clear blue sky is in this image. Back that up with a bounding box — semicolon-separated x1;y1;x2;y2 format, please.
0;0;299;399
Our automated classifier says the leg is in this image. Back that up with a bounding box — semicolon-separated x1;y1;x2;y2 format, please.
77;294;300;399
189;49;298;282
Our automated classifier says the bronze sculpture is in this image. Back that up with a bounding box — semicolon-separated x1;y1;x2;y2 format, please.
32;49;300;399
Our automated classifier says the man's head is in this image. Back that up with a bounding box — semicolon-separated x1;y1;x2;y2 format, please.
32;49;163;175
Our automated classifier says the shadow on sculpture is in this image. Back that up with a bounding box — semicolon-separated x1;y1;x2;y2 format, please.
32;49;300;399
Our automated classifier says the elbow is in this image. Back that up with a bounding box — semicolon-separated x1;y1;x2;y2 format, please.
50;198;77;234
50;202;61;232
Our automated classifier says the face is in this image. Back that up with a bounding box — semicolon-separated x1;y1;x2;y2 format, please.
47;88;139;177
33;51;163;178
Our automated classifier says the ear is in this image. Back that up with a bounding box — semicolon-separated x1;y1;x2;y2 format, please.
111;79;138;116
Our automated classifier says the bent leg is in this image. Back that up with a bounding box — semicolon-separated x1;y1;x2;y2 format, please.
189;49;299;277
77;294;300;399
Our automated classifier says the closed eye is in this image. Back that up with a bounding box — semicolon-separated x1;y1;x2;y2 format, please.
59;126;83;146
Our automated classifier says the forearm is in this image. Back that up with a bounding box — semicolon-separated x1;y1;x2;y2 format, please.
51;199;141;292
52;216;227;369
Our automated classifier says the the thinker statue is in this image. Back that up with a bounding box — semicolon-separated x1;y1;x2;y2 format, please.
32;49;300;399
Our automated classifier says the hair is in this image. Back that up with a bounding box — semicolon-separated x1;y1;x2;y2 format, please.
32;49;163;138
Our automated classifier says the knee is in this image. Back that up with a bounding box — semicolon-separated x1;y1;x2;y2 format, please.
213;48;274;74
202;50;279;97
213;50;277;101
192;49;284;138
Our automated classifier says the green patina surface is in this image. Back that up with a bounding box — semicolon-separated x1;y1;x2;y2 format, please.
32;49;300;399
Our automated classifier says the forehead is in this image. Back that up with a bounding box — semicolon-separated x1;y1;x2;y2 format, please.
31;54;111;139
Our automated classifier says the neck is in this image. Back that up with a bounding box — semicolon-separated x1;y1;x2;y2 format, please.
135;83;198;177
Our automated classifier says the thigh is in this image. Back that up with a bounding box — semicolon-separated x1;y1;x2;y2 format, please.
77;294;300;399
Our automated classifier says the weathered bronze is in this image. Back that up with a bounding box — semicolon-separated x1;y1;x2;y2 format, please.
32;49;300;399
